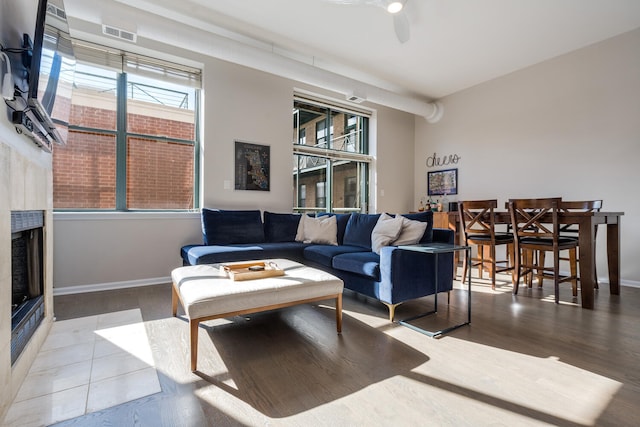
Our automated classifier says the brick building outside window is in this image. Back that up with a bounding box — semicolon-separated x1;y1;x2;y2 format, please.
53;53;200;211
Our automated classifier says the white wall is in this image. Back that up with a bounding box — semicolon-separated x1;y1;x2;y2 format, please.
374;105;417;213
52;56;417;291
52;212;201;289
415;28;640;284
199;58;294;212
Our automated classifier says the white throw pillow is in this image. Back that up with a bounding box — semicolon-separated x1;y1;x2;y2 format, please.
298;215;338;245
295;214;307;242
392;216;428;246
371;213;404;254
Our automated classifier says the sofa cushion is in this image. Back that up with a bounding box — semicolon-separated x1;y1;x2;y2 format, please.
263;211;301;243
371;213;404;254
235;242;308;262
181;244;265;265
317;213;351;245
343;213;381;249
332;251;381;281
303;244;367;268
401;211;434;243
201;209;265;245
393;216;429;246
295;215;338;245
181;242;309;265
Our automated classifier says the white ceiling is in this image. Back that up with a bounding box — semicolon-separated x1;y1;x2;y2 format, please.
64;0;640;101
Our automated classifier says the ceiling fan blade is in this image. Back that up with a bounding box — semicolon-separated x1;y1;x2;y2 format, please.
393;11;410;43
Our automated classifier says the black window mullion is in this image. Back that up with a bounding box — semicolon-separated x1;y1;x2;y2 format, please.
115;72;127;210
193;89;201;209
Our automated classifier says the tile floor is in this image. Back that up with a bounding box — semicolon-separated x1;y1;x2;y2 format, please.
2;309;161;427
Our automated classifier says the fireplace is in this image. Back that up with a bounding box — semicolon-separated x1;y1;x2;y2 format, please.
11;210;45;366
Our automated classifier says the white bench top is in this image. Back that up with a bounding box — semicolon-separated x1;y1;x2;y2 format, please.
172;259;344;319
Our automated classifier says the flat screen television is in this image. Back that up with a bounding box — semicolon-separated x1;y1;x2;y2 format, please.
11;0;75;152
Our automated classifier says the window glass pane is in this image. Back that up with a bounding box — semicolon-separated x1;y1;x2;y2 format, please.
53;131;116;209
316;120;327;146
293;98;369;213
293;102;327;147
331;112;364;153
294;101;366;153
126;73;196;139
53;52;199;211
316;182;326;208
126;137;195;209
293;154;327;214
71;63;117;130
332;160;364;213
299;184;306;207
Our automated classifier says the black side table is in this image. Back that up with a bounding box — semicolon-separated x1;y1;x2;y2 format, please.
397;243;472;337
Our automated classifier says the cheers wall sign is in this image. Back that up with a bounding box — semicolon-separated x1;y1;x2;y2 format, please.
426;152;461;168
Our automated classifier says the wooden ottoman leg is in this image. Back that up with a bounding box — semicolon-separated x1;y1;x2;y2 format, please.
336;294;343;334
190;319;200;372
172;283;179;317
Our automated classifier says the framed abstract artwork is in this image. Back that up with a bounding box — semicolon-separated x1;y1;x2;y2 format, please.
235;141;270;191
427;168;458;196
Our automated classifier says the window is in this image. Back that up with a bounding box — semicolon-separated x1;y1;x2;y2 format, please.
299;184;306;208
293;97;370;213
52;43;201;210
343;176;358;208
299;128;306;145
316;182;326;208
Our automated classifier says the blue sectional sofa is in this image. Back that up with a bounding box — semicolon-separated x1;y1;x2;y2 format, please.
180;209;454;321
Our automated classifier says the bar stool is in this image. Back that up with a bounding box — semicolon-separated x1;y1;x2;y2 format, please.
558;200;603;291
508;198;578;303
458;200;515;290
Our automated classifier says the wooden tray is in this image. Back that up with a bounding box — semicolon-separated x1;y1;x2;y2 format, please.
220;261;285;281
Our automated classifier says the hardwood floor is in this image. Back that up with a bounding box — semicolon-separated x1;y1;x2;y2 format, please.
48;276;640;427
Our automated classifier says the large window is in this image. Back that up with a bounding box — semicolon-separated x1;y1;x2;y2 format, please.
53;44;200;210
292;98;370;213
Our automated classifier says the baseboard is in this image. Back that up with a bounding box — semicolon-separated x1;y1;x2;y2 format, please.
621;279;640;288
53;277;171;296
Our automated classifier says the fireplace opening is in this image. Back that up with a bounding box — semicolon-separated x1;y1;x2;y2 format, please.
11;210;45;365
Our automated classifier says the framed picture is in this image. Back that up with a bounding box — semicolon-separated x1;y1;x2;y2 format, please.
428;168;458;196
235;141;270;191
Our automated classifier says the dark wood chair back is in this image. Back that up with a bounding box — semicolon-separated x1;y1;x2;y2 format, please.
559;200;603;234
458;199;514;289
508;197;578;303
459;199;499;241
508;198;561;243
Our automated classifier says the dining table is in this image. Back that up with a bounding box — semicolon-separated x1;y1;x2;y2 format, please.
437;210;624;309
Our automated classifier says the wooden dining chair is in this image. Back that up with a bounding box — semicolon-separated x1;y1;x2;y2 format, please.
508;198;578;303
458;200;515;290
558;200;603;289
505;197;560;288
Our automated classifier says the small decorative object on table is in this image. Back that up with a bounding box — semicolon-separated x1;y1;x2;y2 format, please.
221;261;284;281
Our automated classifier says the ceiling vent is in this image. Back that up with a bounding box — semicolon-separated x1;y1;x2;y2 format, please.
102;25;137;43
346;91;366;104
46;3;67;21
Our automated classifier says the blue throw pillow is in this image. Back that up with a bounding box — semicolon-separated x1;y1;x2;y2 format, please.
401;211;434;243
263;212;301;243
343;213;381;249
317;212;351;245
201;209;265;245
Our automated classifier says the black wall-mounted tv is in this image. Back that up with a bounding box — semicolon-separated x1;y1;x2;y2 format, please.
11;0;75;152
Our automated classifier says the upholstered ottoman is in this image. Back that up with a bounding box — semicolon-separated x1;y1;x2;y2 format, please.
172;259;344;371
